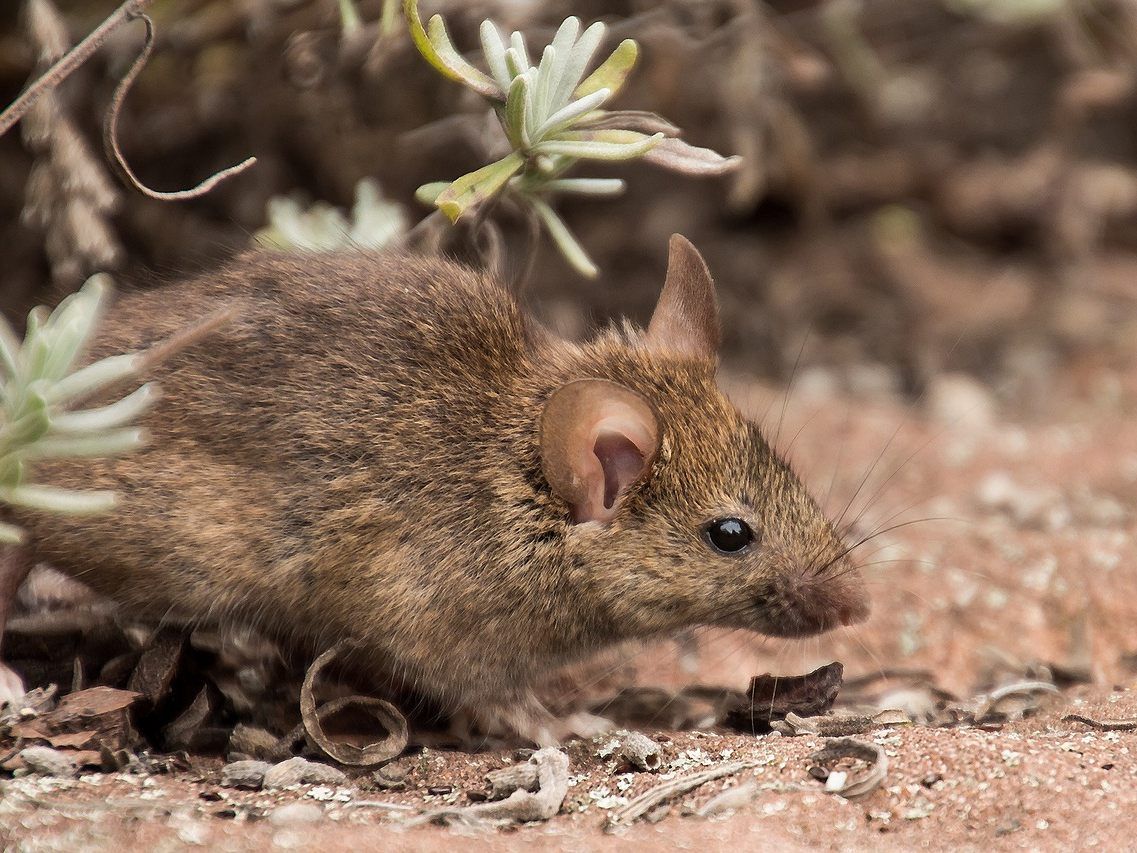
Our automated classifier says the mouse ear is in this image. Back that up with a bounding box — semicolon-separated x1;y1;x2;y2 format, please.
540;379;660;524
646;234;720;361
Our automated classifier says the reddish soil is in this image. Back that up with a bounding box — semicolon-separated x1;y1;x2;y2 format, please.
2;369;1135;851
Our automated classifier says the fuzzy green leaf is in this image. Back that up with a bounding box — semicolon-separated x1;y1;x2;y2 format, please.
541;178;626;196
504;72;533;149
535;88;610;140
0;521;23;544
414;182;452;206
45;353;140;406
0;318;20;380
51;384;157;433
22;429;146;460
0;484;118;515
434;152;525;222
403;0;502;98
534;130;663;161
574;39;638;99
479;20;511;91
554;21;605;108
529;196;598;278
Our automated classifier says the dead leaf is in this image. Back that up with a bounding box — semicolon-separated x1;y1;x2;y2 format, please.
722;662;844;732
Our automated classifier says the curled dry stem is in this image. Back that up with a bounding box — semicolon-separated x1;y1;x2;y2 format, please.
0;0;255;200
103;12;256;200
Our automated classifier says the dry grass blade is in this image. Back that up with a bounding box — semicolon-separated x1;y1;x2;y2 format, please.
299;641;408;767
1063;714;1137;732
606;760;758;829
808;738;887;799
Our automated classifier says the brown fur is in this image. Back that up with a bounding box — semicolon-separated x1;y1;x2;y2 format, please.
7;245;868;729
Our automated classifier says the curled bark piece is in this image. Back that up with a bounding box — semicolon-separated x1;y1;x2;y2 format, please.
425;748;569;825
485;762;540;801
300;641;409;767
808;738;887;799
103;12;256;200
607;761;757;829
617;731;662;771
976;681;1060;722
1063;714;1137;732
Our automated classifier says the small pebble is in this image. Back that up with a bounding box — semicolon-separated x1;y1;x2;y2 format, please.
19;746;77;778
926;372;996;429
269;802;324;826
263;756;347;789
221;759;271;789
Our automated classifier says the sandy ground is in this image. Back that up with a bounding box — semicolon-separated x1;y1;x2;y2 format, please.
2;368;1135;851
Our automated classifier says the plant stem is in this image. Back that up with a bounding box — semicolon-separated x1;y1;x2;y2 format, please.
0;0;155;138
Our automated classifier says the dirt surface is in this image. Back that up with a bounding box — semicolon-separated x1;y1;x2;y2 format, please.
3;370;1135;851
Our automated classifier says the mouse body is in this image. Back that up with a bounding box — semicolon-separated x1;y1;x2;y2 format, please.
0;236;868;741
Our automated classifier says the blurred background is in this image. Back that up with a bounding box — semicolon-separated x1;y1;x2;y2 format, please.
2;0;1137;702
3;0;1137;415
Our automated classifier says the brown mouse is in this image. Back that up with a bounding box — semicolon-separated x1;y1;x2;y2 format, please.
0;235;869;742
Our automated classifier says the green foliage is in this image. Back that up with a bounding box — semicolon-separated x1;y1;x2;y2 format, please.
0;275;156;545
404;1;740;277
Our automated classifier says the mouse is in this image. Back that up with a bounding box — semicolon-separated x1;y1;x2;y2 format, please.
0;235;870;743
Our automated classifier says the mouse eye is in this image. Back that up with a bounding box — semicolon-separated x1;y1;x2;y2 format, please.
703;518;754;554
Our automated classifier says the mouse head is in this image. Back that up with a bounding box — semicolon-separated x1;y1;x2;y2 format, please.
539;235;870;640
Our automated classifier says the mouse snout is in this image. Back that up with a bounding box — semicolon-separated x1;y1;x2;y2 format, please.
820;553;871;629
752;551;871;638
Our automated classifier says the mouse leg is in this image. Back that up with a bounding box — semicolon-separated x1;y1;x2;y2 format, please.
0;545;33;704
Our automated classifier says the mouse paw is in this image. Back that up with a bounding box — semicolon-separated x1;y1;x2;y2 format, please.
0;662;26;707
488;699;615;746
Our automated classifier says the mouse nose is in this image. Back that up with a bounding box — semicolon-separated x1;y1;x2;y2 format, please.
838;596;871;627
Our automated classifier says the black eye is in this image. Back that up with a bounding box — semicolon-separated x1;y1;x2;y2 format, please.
703;518;754;554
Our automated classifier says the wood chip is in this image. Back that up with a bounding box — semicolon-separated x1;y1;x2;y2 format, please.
723;662;844;732
162;687;212;751
485;762;540;800
127;627;185;706
772;708;911;736
9;686;139;751
617;731;663;771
